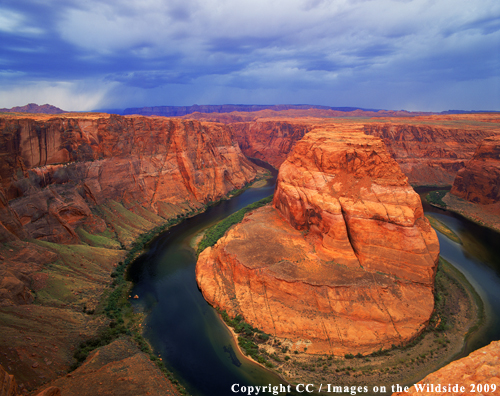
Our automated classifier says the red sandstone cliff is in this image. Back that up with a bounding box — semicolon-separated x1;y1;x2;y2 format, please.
0;113;262;390
364;123;494;186
197;125;439;355
0;114;260;245
450;134;500;204
392;341;500;396
188;113;497;187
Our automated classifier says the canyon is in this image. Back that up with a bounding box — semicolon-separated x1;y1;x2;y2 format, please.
0;109;499;394
197;124;440;355
0;112;261;393
187;111;499;186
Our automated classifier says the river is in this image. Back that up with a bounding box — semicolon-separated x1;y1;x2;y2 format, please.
127;178;500;396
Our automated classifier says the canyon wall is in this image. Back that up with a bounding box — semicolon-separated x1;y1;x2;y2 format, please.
188;115;495;187
0;113;261;391
364;123;493;186
0;115;260;245
197;124;439;355
450;134;500;204
229;121;310;168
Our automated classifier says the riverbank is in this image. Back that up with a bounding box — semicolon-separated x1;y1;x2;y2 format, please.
210;257;483;395
25;172;275;395
441;193;500;233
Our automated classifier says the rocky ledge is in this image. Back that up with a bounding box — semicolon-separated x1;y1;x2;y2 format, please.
197;125;439;355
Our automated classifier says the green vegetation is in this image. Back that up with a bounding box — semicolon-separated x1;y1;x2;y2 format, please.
217;308;273;367
197;195;273;255
71;323;130;370
76;227;122;249
426;190;448;208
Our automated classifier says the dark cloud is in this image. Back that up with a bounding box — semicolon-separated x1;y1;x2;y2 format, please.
0;0;499;111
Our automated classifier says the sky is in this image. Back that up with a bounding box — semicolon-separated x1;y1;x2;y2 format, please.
0;0;499;112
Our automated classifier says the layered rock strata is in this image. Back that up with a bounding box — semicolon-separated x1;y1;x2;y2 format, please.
450;134;500;204
364;123;493;186
0;114;261;245
393;341;500;395
197;126;439;355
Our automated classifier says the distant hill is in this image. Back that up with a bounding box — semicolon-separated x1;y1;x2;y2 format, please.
99;104;498;117
0;103;66;114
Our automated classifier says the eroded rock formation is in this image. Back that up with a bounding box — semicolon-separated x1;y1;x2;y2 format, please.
450;134;500;204
35;339;179;396
1;364;20;396
197;125;439;355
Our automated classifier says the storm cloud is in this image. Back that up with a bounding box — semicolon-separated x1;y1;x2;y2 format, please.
1;0;499;111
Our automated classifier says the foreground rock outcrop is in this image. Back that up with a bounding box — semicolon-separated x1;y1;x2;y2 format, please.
197;125;439;355
450;134;500;204
393;341;500;395
35;338;180;396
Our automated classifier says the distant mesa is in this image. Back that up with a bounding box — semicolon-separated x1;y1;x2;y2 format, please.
94;104;499;117
0;103;66;114
119;104;381;117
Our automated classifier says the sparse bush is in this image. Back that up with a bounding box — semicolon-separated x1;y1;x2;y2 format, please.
426;190;448;208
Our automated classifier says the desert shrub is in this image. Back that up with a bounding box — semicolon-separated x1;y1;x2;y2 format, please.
426;190;448;208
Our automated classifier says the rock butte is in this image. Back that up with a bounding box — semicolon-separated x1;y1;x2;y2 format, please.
197;125;439;355
392;340;500;396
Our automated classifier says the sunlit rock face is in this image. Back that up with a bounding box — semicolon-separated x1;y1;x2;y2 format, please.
450;134;500;204
0;114;261;244
197;125;439;355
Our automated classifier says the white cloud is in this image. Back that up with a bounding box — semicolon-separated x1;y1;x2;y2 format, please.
0;80;117;111
0;8;43;35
